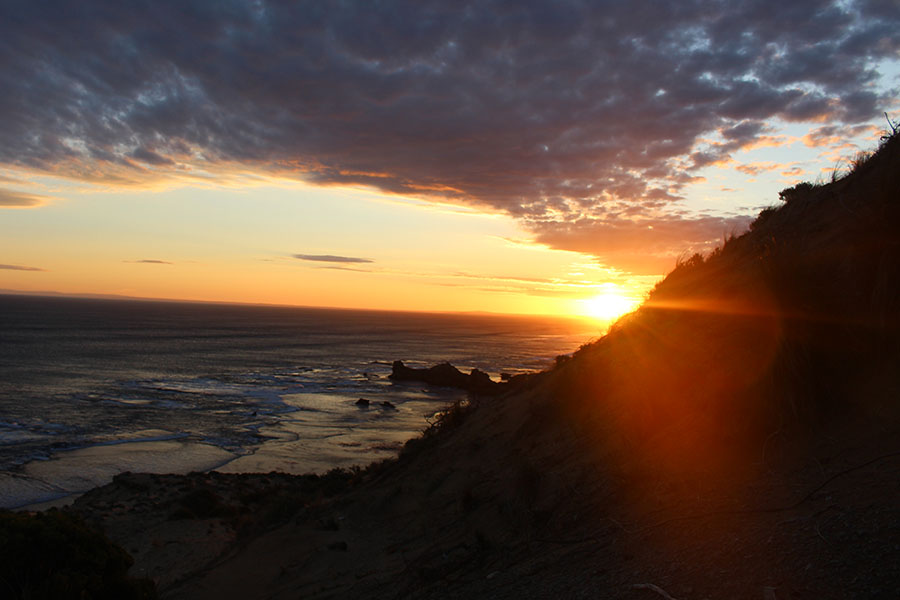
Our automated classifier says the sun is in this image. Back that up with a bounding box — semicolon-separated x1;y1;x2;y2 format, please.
579;292;639;321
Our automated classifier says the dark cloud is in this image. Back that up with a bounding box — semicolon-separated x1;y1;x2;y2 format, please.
0;263;45;272
293;254;374;264
130;147;175;166
0;1;896;266
0;189;48;207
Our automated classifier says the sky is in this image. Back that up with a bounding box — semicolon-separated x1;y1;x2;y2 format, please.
0;0;898;318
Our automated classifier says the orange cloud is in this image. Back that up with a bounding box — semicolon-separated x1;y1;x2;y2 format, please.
736;162;782;176
0;188;49;208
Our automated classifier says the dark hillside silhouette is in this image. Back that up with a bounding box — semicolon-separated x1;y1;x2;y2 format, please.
551;129;900;485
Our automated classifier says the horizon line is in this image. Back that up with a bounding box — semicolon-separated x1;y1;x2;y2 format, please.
0;288;600;323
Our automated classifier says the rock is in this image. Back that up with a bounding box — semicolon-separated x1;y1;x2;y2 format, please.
355;398;370;407
469;368;494;391
390;361;471;388
380;401;396;410
389;361;505;395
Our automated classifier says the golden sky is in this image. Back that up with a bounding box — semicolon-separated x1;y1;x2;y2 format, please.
1;2;897;319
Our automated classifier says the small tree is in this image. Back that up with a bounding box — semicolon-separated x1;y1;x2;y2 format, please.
778;181;815;204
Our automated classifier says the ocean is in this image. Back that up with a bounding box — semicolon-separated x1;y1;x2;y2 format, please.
0;294;598;508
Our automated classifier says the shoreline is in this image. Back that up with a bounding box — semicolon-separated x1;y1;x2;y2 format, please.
4;381;475;511
4;438;238;511
0;296;591;517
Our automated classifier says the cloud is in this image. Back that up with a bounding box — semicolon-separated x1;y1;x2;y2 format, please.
780;166;806;177
802;123;880;147
0;263;45;272
297;260;608;296
736;162;784;176
293;254;374;264
0;188;48;207
318;265;374;273
126;259;173;265
0;1;896;267
533;214;753;275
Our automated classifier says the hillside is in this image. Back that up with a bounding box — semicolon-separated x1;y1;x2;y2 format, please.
555;127;900;487
14;131;899;599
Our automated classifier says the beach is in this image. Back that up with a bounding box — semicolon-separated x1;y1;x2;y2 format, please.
0;295;595;509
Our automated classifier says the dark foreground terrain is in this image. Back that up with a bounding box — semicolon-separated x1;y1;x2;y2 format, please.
6;131;900;599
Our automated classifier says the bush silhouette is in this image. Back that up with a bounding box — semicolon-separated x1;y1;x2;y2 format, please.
0;509;156;600
777;181;816;203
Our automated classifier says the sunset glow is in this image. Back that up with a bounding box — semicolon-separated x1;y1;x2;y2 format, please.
0;2;896;316
2;4;899;594
580;292;640;322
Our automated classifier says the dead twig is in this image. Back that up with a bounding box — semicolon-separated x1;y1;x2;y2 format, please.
883;112;899;139
814;519;828;544
784;451;900;511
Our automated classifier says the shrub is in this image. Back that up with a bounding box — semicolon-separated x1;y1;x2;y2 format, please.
778;181;815;203
0;509;156;599
749;206;778;231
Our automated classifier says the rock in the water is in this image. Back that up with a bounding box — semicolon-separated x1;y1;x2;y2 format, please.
380;401;396;409
469;368;493;389
390;361;470;387
355;398;370;407
389;361;505;395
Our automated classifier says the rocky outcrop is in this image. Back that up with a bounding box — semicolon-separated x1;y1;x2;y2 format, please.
389;361;506;395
